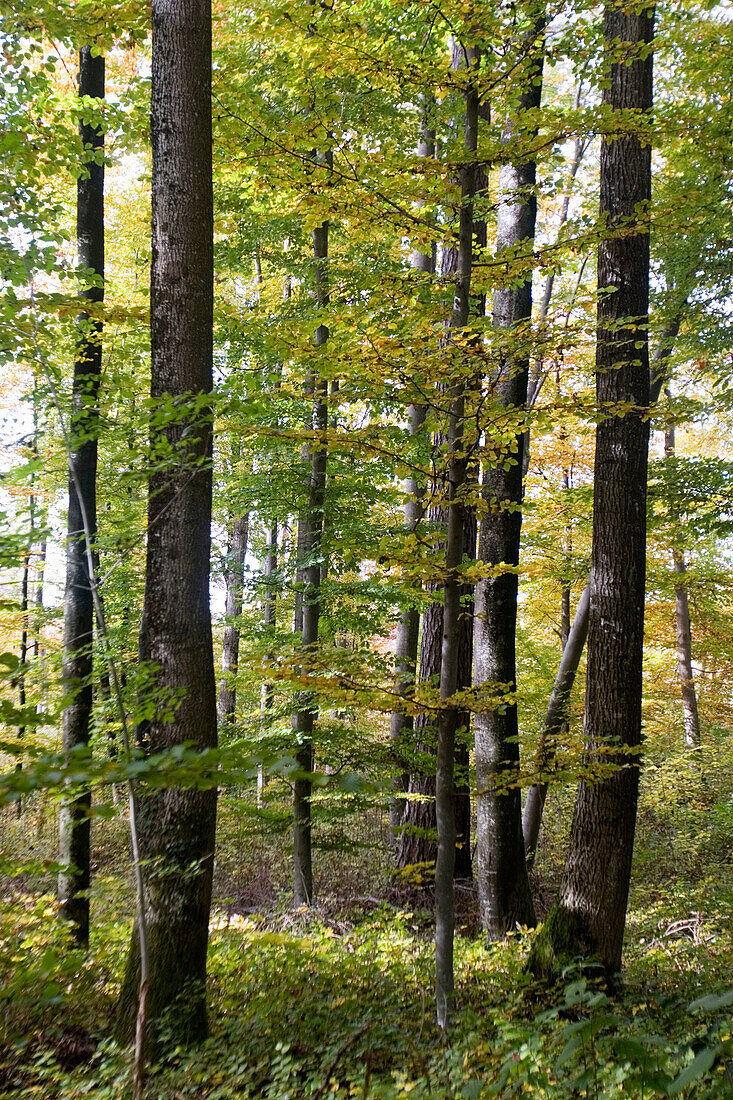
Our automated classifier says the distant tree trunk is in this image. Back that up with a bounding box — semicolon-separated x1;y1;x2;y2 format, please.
58;44;104;949
664;402;700;747
529;1;654;977
474;16;544;941
259;518;278;804
116;0;217;1050
434;40;479;1030
218;512;249;725
292;212;329;907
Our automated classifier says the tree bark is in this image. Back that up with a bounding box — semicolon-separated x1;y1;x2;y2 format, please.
473;16;544;941
116;0;217;1050
530;1;654;977
664;404;700;747
218;513;249;725
58;44;104;949
435;41;479;1030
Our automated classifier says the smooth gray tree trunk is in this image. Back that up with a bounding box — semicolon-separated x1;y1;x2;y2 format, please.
474;16;544;941
218;513;249;725
664;405;700;747
58;45;104;949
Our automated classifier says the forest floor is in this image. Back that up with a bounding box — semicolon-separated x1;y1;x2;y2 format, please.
1;742;733;1099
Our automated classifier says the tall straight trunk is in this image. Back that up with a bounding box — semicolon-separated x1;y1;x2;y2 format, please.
116;0;217;1049
58;45;104;949
395;500;476;880
390;105;435;834
218;512;249;725
434;41;479;1030
292;214;329;907
521;313;686;863
530;2;654;977
664;404;700;747
473;16;544;941
259;519;278;804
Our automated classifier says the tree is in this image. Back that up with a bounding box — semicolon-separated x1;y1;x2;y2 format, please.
530;0;654;976
473;7;544;939
58;42;105;949
116;0;218;1049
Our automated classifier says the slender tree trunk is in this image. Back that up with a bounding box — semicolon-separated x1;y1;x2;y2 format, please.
435;41;479;1030
474;16;544;941
218;512;249;725
390;108;434;834
664;404;700;747
292;211;329;907
259;519;278;804
530;1;654;977
116;0;217;1050
58;45;104;949
522;583;590;867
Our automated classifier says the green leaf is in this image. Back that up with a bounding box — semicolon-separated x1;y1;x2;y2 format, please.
668;1046;720;1093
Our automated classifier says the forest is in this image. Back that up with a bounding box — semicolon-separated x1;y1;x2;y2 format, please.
1;0;733;1095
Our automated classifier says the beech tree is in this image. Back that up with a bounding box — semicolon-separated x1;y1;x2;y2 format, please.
116;0;218;1049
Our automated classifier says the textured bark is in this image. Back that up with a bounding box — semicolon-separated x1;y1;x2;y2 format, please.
435;42;479;1030
474;20;544;941
292;214;329;907
531;2;654;977
664;408;700;748
218;513;249;725
116;0;217;1049
58;45;104;949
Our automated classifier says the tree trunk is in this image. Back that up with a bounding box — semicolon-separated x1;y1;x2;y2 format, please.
434;41;479;1030
474;18;544;941
292;212;329;907
116;0;217;1050
530;2;654;978
218;513;249;725
389;107;434;835
58;45;104;949
259;519;278;804
664;404;700;748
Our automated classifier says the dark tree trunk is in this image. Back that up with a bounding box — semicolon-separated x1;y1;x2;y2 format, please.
664;406;700;748
218;513;249;725
58;45;104;949
292;215;329;907
116;0;217;1050
389;107;434;835
473;20;544;941
530;2;654;977
395;501;475;880
434;41;479;1029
